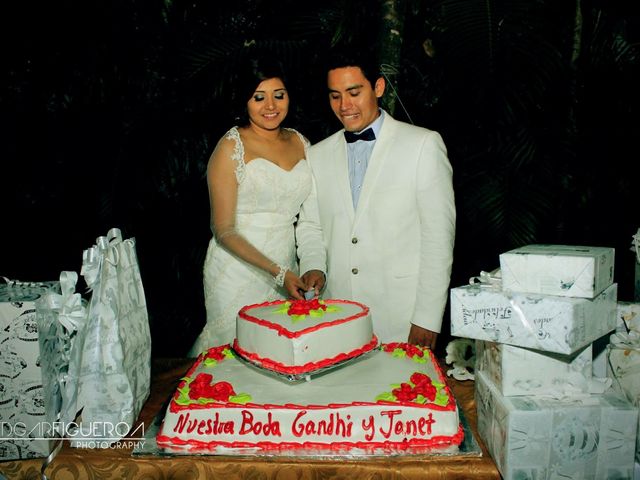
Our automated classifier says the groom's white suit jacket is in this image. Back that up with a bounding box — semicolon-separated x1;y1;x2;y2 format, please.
297;113;456;342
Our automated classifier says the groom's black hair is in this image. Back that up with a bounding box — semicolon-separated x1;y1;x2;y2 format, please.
324;48;382;88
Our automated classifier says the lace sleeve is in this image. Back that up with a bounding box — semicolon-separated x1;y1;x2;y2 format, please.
224;126;246;183
287;128;311;154
208;128;287;286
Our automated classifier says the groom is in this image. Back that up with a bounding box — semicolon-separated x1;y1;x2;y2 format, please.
298;52;456;349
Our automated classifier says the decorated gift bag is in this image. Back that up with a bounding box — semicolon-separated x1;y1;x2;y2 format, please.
74;228;151;444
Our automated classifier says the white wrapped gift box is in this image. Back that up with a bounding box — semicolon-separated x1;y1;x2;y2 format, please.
476;370;637;480
450;283;617;355
0;281;58;460
500;244;614;299
476;340;597;396
606;334;640;461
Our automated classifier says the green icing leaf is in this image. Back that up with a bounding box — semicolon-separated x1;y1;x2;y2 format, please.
290;314;306;323
375;392;397;402
391;348;407;358
390;383;402;389
223;348;235;359
433;381;445;389
412;355;427;364
175;385;192;405
325;306;340;313
203;358;218;367
229;393;252;404
274;303;291;314
434;388;449;407
309;309;325;317
415;394;427;404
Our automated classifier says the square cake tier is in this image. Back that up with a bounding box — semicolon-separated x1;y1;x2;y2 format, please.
157;343;463;454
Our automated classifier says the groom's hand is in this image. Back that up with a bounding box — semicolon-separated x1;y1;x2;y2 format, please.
408;324;438;350
300;270;326;297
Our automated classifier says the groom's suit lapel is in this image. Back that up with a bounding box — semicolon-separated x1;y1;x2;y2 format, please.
332;133;356;224
352;115;395;229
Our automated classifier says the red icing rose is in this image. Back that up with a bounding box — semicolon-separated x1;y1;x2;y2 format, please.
414;382;437;401
188;373;214;399
411;372;437;401
209;381;235;401
389;372;437;403
188;373;236;401
205;345;229;361
392;382;418;402
405;344;425;358
383;342;425;358
287;299;327;316
410;372;431;386
383;342;401;353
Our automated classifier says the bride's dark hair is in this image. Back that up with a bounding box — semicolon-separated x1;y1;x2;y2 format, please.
233;56;288;126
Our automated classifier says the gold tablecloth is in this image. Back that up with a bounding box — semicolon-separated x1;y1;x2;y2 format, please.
0;358;499;480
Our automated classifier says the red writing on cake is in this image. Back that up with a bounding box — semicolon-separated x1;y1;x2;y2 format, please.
291;411;353;438
362;415;375;441
379;410;435;439
239;411;282;436
173;412;235;435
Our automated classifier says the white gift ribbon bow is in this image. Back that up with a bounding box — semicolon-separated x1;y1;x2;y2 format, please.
467;268;539;343
81;228;125;289
46;271;87;332
81;246;102;290
468;268;502;289
610;330;640;349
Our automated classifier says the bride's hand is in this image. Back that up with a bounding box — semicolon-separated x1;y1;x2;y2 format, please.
283;271;306;300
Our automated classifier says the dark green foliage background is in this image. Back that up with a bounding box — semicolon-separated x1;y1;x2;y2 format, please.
2;0;639;356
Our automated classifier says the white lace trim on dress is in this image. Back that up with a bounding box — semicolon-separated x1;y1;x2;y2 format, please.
224;127;246;184
224;127;308;184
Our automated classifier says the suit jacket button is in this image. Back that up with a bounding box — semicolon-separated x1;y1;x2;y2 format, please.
351;268;359;275
351;237;358;244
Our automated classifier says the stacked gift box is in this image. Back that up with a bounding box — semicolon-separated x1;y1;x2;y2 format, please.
451;244;639;480
605;301;640;467
0;281;59;460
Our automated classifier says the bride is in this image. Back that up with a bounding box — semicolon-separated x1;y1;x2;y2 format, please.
189;58;326;356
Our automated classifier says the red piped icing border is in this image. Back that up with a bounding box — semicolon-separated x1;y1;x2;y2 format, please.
237;299;369;338
232;334;379;375
157;343;464;453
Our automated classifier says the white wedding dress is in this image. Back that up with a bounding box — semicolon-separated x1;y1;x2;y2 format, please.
189;127;312;356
